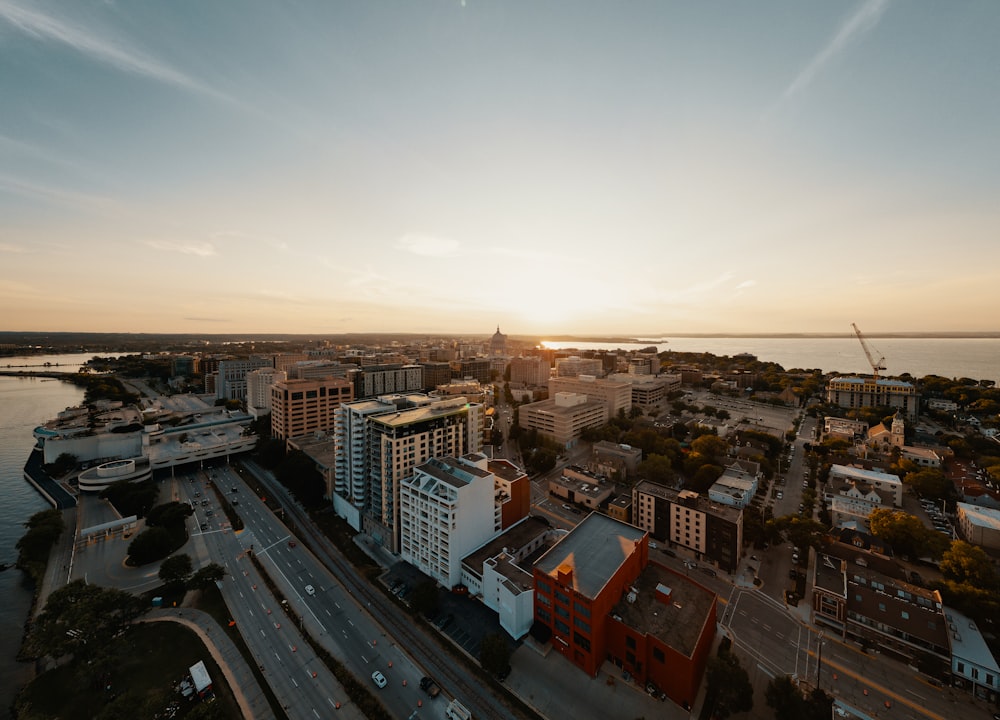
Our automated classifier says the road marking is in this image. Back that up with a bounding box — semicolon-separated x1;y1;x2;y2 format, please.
248;609;254;617
259;629;266;637
325;609;331;616
312;709;320;718
763;624;772;632
362;654;369;663
348;619;354;627
275;652;280;660
291;677;298;688
334;602;340;609
906;689;925;700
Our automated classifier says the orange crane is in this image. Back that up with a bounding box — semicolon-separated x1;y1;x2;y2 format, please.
852;323;886;381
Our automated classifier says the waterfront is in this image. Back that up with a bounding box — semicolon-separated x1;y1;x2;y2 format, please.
0;355;88;716
543;336;1000;385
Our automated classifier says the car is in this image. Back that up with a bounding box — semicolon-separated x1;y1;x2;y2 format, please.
200;523;208;531
205;510;214;516
776;492;783;499
305;584;316;596
288;540;297;548
562;504;572;510
371;670;387;689
231;487;237;493
232;499;239;505
789;569;798;580
792;553;800;563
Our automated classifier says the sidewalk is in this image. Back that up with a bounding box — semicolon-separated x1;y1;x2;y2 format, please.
141;607;276;720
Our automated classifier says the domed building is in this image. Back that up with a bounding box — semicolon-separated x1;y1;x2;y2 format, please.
490;325;507;356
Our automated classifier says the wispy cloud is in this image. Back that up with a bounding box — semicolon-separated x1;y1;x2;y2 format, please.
183;316;230;323
782;0;890;100
0;173;115;212
0;0;227;100
735;280;757;290
396;233;461;257
144;239;217;257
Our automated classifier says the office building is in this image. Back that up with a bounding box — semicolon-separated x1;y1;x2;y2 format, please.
826;376;920;419
270;377;353;442
548;375;632;417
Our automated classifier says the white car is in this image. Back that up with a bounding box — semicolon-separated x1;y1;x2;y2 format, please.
371;670;388;689
305;584;316;596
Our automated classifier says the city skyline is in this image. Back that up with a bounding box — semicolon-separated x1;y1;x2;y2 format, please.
2;1;999;336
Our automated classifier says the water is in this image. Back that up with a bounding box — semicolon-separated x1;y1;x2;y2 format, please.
542;337;1000;384
0;354;88;714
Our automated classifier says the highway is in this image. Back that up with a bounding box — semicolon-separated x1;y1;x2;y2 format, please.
178;468;365;720
238;459;524;720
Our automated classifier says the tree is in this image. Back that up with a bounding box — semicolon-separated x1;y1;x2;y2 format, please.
691;434;728;461
158;553;193;589
480;632;512;677
636;454;674;486
765;675;803;720
127;526;175;565
409;579;440;616
940;540;999;589
904;468;952;501
704;649;753;719
868;509;936;558
25;579;144;661
189;562;227;590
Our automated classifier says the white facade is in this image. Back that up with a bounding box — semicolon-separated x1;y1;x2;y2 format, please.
216;357;274;401
554;356;604;378
246;367;286;414
708;474;757;509
829;465;902;507
956;503;1000;551
548;374;632;417
400;455;498;588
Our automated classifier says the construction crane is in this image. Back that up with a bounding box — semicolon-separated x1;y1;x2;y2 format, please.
852;323;886;381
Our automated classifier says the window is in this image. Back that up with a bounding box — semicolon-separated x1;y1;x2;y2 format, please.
878;603;886;612
574;602;590;617
626;636;636;650
555;619;570;635
626;651;636;665
555;590;569;605
555;604;569;619
537;608;551;623
537;594;551;607
574;617;590;633
537;580;551;595
901;611;909;620
653;647;665;663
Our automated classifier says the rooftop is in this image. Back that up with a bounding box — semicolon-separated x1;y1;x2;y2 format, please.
830;464;902;486
534;513;647;600
463;515;553;572
829;376;914;389
957;502;1000;530
612;561;716;658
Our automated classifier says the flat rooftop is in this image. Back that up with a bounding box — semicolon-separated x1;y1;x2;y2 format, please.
612;561;716;659
463;515;552;571
534;513;646;600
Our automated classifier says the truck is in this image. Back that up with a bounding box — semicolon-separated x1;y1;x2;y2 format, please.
445;699;471;720
419;676;441;698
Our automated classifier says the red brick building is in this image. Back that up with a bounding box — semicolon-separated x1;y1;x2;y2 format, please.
532;513;716;708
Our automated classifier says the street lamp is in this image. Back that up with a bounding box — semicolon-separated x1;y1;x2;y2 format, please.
816;632;825;691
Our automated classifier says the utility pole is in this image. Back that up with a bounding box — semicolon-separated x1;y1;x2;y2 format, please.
816;632;825;691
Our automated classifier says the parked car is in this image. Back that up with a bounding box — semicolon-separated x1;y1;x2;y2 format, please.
419;676;441;697
371;670;388;689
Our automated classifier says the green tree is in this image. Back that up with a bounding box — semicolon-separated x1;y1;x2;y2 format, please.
127;526;175;565
189;562;227;590
868;508;942;558
704;649;754;719
636;454;674;486
691;434;728;461
479;632;512;677
25;579;144;661
158;553;193;589
905;468;952;500
940;540;999;588
409;579;440;616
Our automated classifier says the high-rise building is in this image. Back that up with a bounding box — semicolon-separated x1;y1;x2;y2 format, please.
400;454;498;588
270;377;354;442
348;364;424;399
216;357;273;401
333;394;484;551
825;376;919;419
246;367;287;416
509;356;550;386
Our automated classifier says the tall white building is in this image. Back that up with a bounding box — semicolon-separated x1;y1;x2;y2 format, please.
332;394;484;550
246;368;286;416
400;454;498;587
216;357;273;401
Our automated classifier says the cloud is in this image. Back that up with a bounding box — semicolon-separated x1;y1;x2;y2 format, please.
396;233;461;257
735;280;757;290
144;239;217;257
0;1;227;100
0;243;30;253
0;173;115;212
183;317;230;323
782;0;890;100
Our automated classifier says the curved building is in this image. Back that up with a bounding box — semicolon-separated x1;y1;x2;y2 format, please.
77;457;152;493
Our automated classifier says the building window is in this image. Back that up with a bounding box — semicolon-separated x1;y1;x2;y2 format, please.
957;661;965;674
555;604;569;619
626;636;636;650
626;651;636;665
537;580;551;595
537;608;551;623
574;617;590;633
555;619;570;635
901;611;909;620
555;590;569;605
537;594;551;607
878;603;886;612
653;647;665;663
574;602;590;617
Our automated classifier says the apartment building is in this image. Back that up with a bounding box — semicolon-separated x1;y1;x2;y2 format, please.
631;483;743;573
400;455;498;588
246;367;286;416
826;376;920;419
363;396;484;551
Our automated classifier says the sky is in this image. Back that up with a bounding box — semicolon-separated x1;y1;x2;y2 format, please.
1;1;999;337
